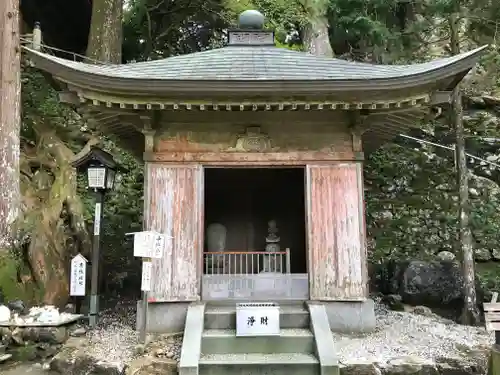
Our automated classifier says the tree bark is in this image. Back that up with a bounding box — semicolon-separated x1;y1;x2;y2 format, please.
86;0;123;63
449;13;480;326
303;16;333;57
0;0;21;250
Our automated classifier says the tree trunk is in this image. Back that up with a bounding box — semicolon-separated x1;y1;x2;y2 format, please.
86;0;123;63
24;123;94;307
0;0;21;250
449;13;480;326
303;16;333;57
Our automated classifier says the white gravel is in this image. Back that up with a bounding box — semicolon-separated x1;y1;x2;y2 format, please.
84;300;138;364
334;303;493;363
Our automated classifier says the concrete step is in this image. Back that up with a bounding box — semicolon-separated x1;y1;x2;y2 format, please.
204;305;310;329
199;353;319;375
201;328;314;354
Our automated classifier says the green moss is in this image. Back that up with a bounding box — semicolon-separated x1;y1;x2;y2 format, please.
0;253;25;302
10;344;38;362
476;263;500;296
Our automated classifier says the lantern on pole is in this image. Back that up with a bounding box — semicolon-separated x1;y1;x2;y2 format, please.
71;146;124;327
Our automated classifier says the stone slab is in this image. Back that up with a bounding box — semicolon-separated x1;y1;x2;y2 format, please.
307;302;339;375
179;302;205;375
0;314;83;327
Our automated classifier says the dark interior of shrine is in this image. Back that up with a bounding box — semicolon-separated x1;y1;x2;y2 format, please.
204;168;307;274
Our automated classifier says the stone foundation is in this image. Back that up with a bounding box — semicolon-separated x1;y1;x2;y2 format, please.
136;301;190;333
137;299;376;333
323;299;376;333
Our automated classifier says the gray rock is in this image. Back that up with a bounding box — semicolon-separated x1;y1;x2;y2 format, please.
340;361;382;375
37;327;68;344
127;356;177;375
11;327;24;345
50;351;127;375
436;251;455;261
371;259;486;313
474;248;491;261
492;248;500;261
412;306;434;317
134;344;146;355
0;353;12;363
435;356;485;375
70;327;87;337
383;356;438;374
399;260;464;307
382;294;405;311
7;300;25;314
482;95;500;107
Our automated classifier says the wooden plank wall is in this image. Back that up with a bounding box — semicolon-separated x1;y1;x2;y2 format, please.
146;164;203;301
306;163;367;300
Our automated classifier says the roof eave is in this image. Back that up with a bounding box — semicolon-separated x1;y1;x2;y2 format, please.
23;46;488;97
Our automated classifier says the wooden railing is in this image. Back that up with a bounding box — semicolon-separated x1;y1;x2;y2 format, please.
203;249;291;276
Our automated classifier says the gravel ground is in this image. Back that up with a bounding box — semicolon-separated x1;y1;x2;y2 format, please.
334;303;493;363
83;299;139;364
81;299;182;364
75;299;493;366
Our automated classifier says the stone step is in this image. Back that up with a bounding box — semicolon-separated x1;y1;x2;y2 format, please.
204;304;309;329
0;353;12;363
201;328;314;354
199;353;319;375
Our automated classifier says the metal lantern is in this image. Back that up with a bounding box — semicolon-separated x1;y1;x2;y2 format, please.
71;147;122;192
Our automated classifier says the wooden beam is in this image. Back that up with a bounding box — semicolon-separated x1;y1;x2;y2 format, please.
430;91;452;105
59;91;81;105
144;151;363;164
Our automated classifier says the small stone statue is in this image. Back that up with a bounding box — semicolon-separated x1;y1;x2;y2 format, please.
262;220;281;272
265;220;280;246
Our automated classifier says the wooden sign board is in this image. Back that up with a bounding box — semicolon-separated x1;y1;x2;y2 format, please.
70;254;87;296
141;261;153;291
236;303;280;336
131;231;167;259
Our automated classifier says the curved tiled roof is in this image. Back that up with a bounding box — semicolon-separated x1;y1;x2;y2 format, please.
25;45;487;82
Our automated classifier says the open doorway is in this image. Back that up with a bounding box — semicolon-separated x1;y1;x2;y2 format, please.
203;167;307;274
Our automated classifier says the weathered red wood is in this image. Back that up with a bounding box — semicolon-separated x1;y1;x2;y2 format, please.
306;163;366;300
146;164;203;301
144;151;362;164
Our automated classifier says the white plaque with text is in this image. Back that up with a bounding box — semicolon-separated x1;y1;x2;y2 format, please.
132;231;167;259
70;254;88;296
141;261;152;291
236;303;280;336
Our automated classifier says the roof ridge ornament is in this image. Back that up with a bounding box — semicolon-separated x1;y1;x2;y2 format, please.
228;10;275;46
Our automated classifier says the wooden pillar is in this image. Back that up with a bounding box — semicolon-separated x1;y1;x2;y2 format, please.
146;164;203;302
306;163;367;300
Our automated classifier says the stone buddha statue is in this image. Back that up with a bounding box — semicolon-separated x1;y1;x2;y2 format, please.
206;223;227;271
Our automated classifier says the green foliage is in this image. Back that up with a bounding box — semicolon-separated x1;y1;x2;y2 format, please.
123;0;230;61
0;253;26;302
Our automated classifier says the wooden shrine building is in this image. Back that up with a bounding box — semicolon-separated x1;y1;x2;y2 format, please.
25;10;486;332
